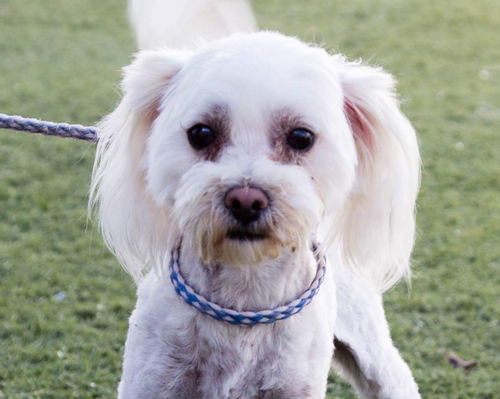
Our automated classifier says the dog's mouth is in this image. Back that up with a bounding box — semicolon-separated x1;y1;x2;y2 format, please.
227;229;268;241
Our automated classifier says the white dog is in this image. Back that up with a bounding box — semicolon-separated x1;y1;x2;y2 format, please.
91;1;421;397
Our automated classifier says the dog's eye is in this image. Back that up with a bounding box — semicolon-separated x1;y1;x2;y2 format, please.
187;124;216;150
286;128;315;152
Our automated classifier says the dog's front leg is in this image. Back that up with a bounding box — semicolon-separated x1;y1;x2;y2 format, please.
118;306;177;399
117;275;198;399
331;265;421;399
118;310;163;399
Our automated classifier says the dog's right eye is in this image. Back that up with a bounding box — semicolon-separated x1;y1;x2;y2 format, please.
187;124;216;150
286;128;315;152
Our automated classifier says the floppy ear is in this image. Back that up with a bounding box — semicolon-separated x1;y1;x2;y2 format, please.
335;57;421;292
90;49;189;282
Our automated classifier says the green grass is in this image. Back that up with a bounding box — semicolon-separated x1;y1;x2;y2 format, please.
0;0;498;397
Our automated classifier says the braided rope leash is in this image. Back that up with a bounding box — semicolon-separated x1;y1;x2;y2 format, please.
169;243;327;326
0;113;97;142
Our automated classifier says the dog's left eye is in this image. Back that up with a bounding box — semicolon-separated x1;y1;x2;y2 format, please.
187;124;216;150
287;128;315;152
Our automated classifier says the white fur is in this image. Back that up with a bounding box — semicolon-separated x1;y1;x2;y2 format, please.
129;0;257;49
90;2;421;398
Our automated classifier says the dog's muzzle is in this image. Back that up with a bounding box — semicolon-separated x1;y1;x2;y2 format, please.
224;185;271;241
224;186;269;225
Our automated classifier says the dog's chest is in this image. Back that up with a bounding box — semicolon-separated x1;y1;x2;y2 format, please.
166;319;314;399
123;268;335;398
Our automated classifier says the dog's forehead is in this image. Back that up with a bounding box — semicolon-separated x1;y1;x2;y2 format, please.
176;33;343;120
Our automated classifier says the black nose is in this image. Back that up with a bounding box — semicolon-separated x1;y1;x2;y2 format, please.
224;186;269;225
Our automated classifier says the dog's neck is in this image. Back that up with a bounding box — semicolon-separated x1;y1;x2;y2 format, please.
178;245;317;311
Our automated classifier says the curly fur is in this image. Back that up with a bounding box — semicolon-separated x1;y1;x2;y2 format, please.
90;2;421;398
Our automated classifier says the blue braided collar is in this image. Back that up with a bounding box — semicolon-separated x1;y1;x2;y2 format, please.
169;243;326;326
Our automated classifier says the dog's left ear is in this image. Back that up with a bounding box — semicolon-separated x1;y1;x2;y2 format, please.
335;57;421;292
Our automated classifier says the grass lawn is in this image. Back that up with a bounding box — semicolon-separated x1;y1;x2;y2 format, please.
0;0;498;397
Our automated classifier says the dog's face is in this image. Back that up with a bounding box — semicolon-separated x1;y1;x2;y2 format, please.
144;34;356;265
93;32;419;289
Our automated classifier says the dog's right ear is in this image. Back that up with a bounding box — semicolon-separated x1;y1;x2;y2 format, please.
121;48;188;121
90;49;189;282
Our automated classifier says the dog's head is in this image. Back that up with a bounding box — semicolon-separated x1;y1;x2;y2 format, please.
91;32;420;291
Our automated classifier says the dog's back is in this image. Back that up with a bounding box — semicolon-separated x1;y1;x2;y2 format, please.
129;0;256;50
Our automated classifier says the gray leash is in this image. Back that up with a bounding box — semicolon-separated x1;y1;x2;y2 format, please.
0;113;97;142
